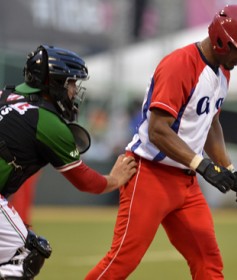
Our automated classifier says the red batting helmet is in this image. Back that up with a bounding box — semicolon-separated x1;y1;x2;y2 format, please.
208;5;237;54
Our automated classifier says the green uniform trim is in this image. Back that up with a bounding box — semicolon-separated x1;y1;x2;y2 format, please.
36;108;80;165
0;159;13;191
15;83;41;94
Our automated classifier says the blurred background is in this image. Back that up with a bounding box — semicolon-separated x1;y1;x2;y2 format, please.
1;0;237;208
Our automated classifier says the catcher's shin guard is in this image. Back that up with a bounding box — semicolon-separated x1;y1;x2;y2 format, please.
0;230;52;280
22;230;52;279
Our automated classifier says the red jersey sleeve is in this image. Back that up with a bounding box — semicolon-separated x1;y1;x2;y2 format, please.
150;44;204;118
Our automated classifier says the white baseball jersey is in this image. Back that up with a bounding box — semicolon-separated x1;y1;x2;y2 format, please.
126;43;230;169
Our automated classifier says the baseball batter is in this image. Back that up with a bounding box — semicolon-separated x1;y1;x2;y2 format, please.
0;45;137;279
85;5;237;280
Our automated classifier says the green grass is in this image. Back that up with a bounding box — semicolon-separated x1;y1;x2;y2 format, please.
31;207;237;280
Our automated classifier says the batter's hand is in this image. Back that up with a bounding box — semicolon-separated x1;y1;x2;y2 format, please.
196;158;235;193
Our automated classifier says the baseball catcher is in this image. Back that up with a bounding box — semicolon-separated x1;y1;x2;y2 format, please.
0;45;137;279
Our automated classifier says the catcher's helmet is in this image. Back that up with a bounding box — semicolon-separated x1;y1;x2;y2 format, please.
24;45;89;121
208;5;237;55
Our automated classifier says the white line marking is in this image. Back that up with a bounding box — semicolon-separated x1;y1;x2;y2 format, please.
67;250;183;267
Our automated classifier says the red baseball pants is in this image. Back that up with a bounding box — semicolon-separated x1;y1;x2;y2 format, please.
85;155;224;280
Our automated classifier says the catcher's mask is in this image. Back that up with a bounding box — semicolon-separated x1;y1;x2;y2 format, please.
24;45;89;122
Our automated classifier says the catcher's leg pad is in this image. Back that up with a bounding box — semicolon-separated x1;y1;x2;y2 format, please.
23;230;52;279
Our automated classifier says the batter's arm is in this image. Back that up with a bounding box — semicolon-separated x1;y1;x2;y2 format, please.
149;108;236;192
148;108;196;167
204;112;232;168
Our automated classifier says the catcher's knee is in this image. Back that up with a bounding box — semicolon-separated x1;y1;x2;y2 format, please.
22;230;52;279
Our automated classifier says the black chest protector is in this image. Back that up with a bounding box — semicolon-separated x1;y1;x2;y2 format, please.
0;86;90;197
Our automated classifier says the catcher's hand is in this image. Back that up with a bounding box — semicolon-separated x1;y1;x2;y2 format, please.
109;155;137;187
196;158;235;193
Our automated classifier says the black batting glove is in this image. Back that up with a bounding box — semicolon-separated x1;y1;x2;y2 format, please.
231;171;237;193
231;172;237;202
196;158;235;193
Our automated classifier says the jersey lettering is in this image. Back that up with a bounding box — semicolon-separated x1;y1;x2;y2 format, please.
1;107;13;116
0;94;37;122
70;148;79;158
196;96;210;115
216;98;224;109
196;97;224;116
15;103;31;115
10;102;36;115
0;107;13;121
